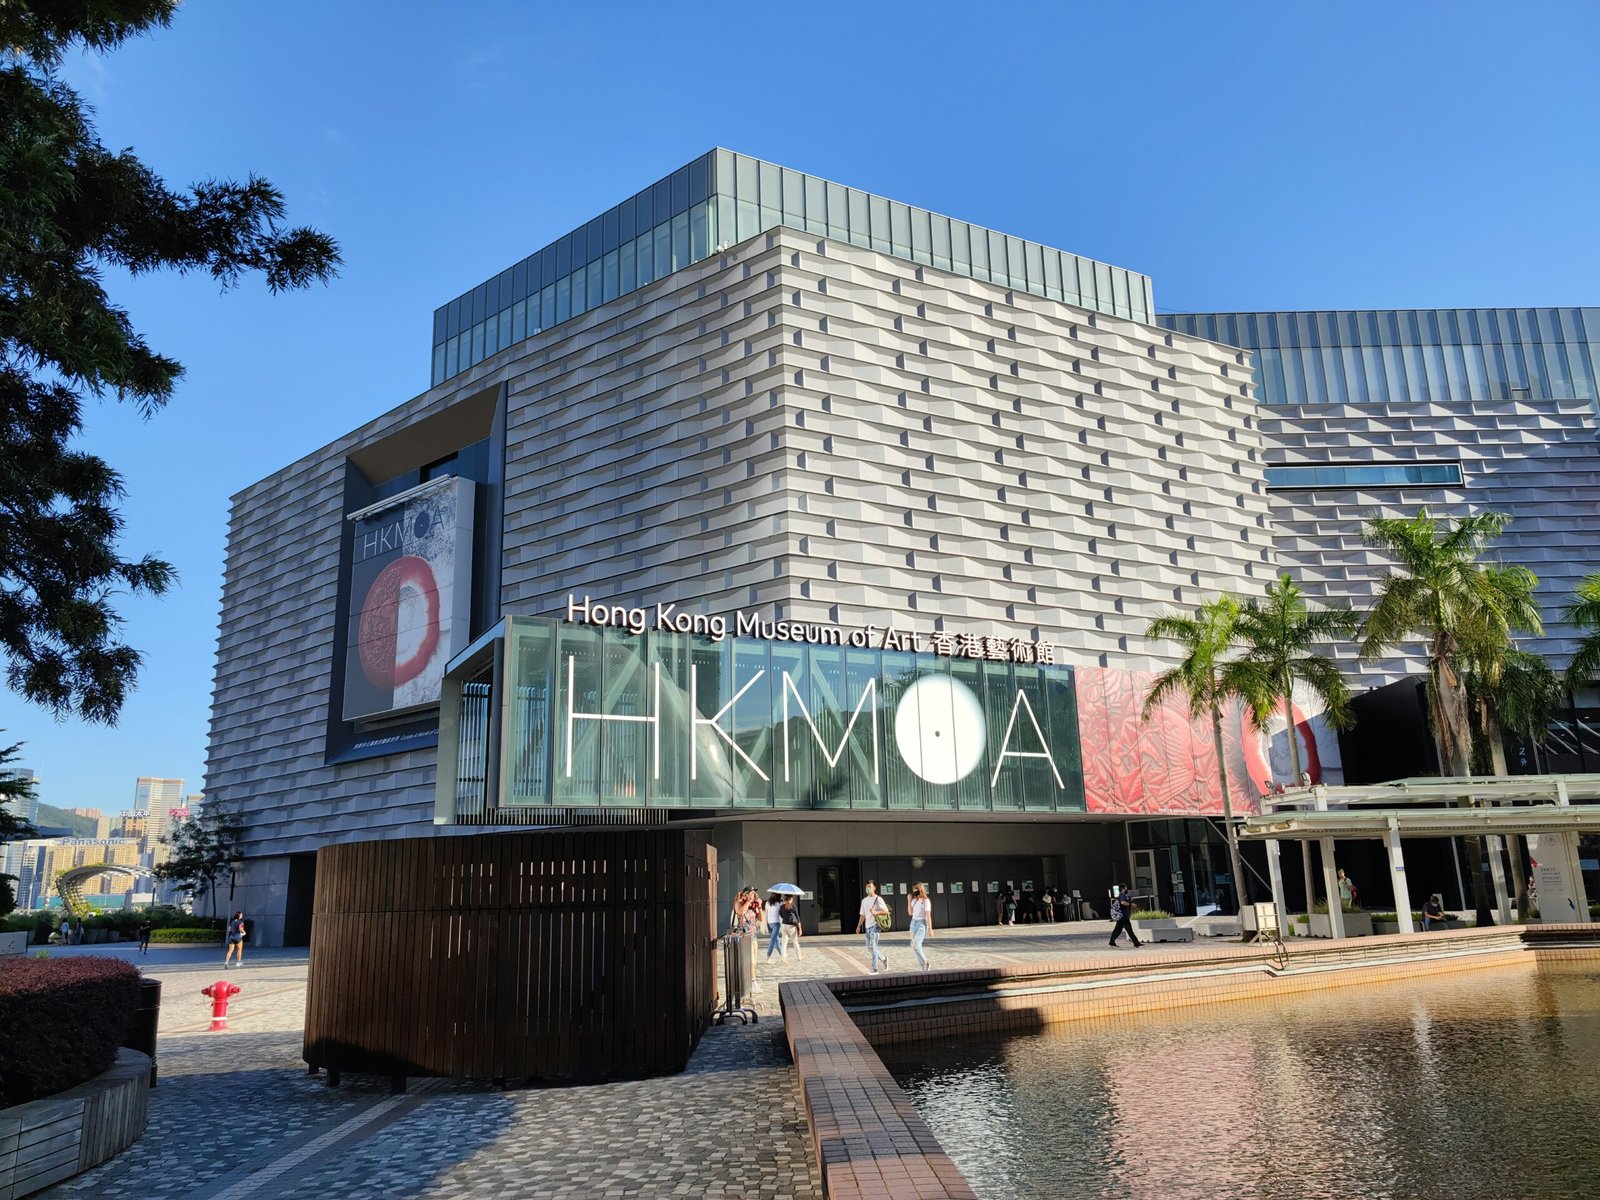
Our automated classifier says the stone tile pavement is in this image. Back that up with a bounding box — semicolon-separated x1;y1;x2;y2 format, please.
32;920;1222;1198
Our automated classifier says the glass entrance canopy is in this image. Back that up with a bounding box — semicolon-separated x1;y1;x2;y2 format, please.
435;615;1086;824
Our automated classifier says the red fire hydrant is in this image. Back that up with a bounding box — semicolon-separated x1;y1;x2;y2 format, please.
201;980;241;1031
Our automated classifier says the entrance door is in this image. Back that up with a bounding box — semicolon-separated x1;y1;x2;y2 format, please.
1132;849;1159;911
807;860;847;934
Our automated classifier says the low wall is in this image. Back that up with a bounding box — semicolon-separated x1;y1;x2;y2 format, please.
0;1048;151;1200
0;933;29;957
780;925;1600;1198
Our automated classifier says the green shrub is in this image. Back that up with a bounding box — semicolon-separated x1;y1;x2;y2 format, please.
149;927;225;944
1132;909;1173;920
1311;899;1363;914
0;957;141;1107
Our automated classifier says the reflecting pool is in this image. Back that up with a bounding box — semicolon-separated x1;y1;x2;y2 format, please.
879;961;1600;1200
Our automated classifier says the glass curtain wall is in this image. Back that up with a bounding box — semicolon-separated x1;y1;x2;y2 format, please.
1161;309;1600;409
432;150;1155;385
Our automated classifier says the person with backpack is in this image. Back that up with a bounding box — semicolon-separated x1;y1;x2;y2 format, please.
1108;887;1143;948
855;880;891;972
224;911;248;968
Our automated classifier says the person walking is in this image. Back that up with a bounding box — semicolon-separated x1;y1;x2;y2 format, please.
778;896;803;960
224;912;248;968
1337;869;1357;909
1108;888;1143;948
764;893;786;960
908;883;934;970
137;919;152;954
856;880;890;972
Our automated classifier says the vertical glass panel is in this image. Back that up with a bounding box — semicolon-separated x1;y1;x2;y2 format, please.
585;259;601;311
570;264;586;314
506;622;555;806
1059;254;1080;305
620;239;636;292
497;308;511;353
781;167;805;224
825;181;848;241
1093;262;1112;312
759;160;781;211
716;195;734;248
1042;250;1062;300
654;222;670;279
910;208;932;266
471;321;484;365
553;625;601;805
868;194;891;252
1005;235;1027;288
1026;242;1046;295
1112;269;1131;319
634;233;652;286
805;175;826;234
445;336;459;378
432;343;446;384
671;210;690;270
951;221;970;271
511;299;526;344
729;640;771;807
602;249;619;302
540;284;555;330
969;228;989;280
737;199;760;242
890;202;912;257
735;153;758;202
881;656;926;810
989;231;1008;286
931;215;952;270
555;276;570;323
691;199;710;260
847;189;870;243
1077;258;1095;308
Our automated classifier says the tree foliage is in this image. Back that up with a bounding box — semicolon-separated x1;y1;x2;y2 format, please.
1143;596;1260;910
0;737;38;918
1563;573;1600;692
1233;573;1361;784
151;805;244;917
0;1;340;722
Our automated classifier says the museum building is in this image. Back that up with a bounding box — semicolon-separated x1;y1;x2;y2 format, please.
206;150;1600;944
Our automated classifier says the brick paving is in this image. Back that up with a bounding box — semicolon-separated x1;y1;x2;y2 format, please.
33;920;1215;1199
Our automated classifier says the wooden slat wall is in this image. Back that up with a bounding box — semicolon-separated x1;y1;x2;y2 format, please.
303;829;716;1084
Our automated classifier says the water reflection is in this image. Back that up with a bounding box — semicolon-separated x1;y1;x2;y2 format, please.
880;961;1600;1200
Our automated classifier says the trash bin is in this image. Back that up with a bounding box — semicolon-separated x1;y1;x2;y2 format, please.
712;932;757;1025
122;976;162;1086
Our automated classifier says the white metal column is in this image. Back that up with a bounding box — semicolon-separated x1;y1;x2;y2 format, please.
1265;839;1290;937
1319;838;1346;938
1487;835;1513;925
1385;818;1414;934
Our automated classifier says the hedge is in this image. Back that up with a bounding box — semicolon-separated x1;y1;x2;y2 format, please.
0;957;142;1107
149;927;225;944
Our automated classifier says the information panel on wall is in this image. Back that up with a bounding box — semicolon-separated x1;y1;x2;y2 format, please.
343;477;475;721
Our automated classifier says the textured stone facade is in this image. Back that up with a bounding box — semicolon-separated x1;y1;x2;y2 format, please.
1260;395;1600;683
208;227;1267;942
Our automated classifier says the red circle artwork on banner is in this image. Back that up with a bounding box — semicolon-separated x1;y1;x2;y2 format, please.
1241;703;1322;789
357;555;441;688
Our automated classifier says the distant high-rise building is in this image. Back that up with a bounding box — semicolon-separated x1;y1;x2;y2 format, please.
67;807;112;839
134;777;184;845
1;767;39;829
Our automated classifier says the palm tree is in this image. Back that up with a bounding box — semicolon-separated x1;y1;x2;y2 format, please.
1234;573;1361;784
1361;509;1539;925
1232;574;1360;920
1562;573;1600;692
1144;596;1263;914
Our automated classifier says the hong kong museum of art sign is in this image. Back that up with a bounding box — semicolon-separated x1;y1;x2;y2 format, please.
436;599;1089;820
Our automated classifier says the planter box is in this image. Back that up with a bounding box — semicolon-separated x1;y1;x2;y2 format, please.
0;1048;150;1199
1305;912;1373;938
1132;919;1194;943
1373;920;1400;936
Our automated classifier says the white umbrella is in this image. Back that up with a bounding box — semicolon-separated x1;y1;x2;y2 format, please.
767;883;805;895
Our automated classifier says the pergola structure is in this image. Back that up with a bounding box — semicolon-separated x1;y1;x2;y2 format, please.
1241;775;1600;937
54;863;141;918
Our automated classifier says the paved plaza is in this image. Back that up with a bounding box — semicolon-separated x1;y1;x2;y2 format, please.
35;920;1225;1198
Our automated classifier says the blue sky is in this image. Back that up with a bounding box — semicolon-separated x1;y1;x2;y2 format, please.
5;1;1597;813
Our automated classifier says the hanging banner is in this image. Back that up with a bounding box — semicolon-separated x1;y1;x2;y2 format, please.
343;477;475;720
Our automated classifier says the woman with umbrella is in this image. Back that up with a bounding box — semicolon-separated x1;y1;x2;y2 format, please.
768;883;806;961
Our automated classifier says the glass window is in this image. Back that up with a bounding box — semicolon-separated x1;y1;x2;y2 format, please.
890;203;912;257
1059;253;1079;305
931;215;952;271
497;308;511;352
868;194;891;252
569;268;585;316
759;160;781;211
1042;249;1061;300
671;210;690;271
471;320;485;365
989;230;1008;286
669;166;689;216
690;200;709;260
445;336;458;378
735;154;758;203
603;250;619;303
805;175;826;235
1026;242;1045;295
826;181;848;241
781;167;805;224
737;199;760;242
910;208;932;266
432;343;446;384
585;258;601;310
969;228;988;280
555;276;570;324
511;299;526;344
847;189;869;241
654;222;670;279
951;220;970;271
1112;269;1131;319
539;284;554;331
715;195;733;248
635;232;654;287
1005;235;1026;288
1265;463;1462;489
620;239;636;293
